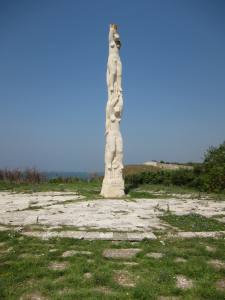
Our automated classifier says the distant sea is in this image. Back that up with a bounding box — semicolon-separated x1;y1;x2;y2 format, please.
42;171;103;180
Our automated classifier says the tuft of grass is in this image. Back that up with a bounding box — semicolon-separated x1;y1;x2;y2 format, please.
160;213;225;232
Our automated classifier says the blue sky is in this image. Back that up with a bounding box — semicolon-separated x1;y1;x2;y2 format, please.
0;0;225;172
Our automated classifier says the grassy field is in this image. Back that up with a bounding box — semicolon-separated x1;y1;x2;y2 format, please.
0;230;225;300
1;181;225;202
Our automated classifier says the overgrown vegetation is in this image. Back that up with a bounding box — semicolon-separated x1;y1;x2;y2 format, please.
0;230;225;299
125;141;225;194
160;213;225;232
0;141;225;196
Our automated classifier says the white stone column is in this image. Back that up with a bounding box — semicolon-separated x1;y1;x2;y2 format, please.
101;24;125;198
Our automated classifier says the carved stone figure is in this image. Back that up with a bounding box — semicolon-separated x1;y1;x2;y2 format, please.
101;24;125;198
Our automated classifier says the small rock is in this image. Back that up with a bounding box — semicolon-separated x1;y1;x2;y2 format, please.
174;257;187;263
205;245;216;252
62;250;92;257
122;261;138;266
146;252;164;259
57;288;74;296
49;249;57;253
208;259;225;270
176;275;193;289
103;248;141;259
48;261;69;271
84;272;92;279
215;278;225;291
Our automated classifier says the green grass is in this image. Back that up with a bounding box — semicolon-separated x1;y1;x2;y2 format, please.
0;230;225;299
0;181;102;199
1;181;225;202
160;213;225;232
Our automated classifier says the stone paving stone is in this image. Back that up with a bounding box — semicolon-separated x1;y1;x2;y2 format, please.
48;261;69;271
113;232;128;240
22;230;156;241
84;231;113;240
208;259;225;270
49;249;58;253
205;245;216;252
176;275;193;289
103;248;141;259
84;272;92;279
174;257;187;263
62;250;92;257
169;231;225;239
127;232;157;241
146;252;164;259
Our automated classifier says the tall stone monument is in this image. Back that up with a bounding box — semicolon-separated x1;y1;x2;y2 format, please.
101;24;125;198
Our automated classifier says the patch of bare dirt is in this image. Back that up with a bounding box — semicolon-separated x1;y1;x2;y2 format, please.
48;261;69;271
103;248;141;259
114;270;136;287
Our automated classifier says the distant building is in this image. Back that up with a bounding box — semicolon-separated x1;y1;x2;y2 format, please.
143;161;193;170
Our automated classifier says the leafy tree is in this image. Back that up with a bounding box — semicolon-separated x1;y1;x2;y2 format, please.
202;141;225;192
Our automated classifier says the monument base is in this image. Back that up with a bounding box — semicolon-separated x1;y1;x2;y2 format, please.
101;179;125;198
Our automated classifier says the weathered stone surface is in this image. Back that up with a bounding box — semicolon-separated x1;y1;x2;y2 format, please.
22;230;155;241
205;245;216;252
169;231;225;239
103;248;141;259
48;261;69;271
49;249;57;253
208;259;225;270
62;250;92;257
1;191;225;233
174;257;187;263
84;272;92;279
176;275;193;289
146;252;164;259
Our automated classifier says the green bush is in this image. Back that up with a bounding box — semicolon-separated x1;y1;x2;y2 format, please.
125;141;225;193
201;141;225;192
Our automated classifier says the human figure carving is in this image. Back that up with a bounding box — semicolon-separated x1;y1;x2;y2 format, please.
101;24;125;198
